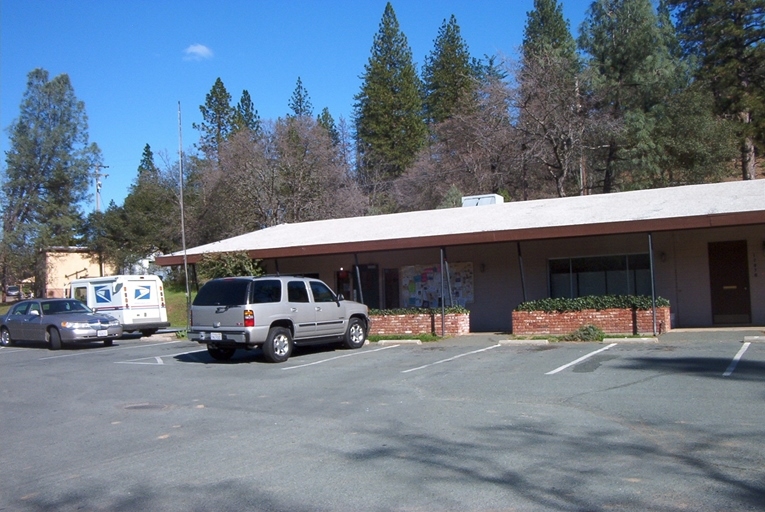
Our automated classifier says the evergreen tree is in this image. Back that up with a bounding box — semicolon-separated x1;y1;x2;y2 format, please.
137;143;159;177
422;15;475;124
317;107;340;146
192;77;234;160
579;0;686;192
667;0;765;179
1;68;100;294
518;0;582;197
523;0;577;59
288;77;313;117
354;2;427;211
232;90;261;134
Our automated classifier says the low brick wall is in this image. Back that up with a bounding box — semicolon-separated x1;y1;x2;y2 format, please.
370;313;470;336
512;307;671;335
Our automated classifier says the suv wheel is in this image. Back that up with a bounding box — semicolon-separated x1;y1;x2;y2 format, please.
208;345;235;361
262;327;293;363
343;318;367;349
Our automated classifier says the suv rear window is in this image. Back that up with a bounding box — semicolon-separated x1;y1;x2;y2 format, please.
193;279;251;306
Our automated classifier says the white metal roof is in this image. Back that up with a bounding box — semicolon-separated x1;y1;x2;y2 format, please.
156;180;765;265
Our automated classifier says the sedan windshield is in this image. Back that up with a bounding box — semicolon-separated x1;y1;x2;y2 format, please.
41;300;92;315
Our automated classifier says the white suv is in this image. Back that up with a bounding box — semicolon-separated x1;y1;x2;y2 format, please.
189;276;370;363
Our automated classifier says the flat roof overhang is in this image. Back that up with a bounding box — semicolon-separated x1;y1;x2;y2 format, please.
153;210;765;266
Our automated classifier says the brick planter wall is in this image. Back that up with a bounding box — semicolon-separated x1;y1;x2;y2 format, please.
512;307;671;335
370;313;470;336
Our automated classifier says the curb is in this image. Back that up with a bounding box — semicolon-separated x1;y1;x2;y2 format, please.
498;339;549;345
743;336;765;343
376;339;422;346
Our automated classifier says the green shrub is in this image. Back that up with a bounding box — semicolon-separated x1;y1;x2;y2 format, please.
369;306;469;316
515;295;669;313
560;324;605;342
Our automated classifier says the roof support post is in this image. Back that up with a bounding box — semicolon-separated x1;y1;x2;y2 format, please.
517;242;528;303
440;247;446;337
648;233;657;336
353;254;364;304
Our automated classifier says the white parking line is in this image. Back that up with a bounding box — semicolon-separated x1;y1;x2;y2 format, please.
723;342;750;377
115;349;207;365
39;340;186;360
282;345;400;370
402;344;502;373
545;343;618;375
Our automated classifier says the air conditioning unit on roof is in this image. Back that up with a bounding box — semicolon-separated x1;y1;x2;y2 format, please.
461;194;504;207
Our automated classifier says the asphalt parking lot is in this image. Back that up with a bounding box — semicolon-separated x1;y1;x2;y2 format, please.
1;329;764;512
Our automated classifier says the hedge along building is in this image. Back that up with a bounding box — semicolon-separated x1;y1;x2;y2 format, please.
155;180;765;332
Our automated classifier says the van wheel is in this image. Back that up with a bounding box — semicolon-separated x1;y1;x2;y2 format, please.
208;345;235;361
343;318;367;349
141;329;158;337
262;327;293;363
48;328;62;350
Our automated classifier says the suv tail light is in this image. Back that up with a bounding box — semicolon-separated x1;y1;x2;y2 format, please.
244;310;254;327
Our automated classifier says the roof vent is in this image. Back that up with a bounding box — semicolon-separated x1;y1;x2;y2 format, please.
461;194;504;207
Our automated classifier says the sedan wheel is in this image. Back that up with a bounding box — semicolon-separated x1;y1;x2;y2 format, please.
0;328;13;347
48;328;62;350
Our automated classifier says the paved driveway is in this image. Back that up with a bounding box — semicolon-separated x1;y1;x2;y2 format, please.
1;331;763;511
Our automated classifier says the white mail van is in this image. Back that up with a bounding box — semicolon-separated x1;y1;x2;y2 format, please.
69;275;170;337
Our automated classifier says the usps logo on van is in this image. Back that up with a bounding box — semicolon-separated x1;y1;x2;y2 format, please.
134;285;152;301
95;285;112;303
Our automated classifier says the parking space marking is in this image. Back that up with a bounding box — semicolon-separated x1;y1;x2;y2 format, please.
116;349;207;365
283;344;400;370
38;340;187;360
545;343;618;375
402;344;502;374
722;342;751;377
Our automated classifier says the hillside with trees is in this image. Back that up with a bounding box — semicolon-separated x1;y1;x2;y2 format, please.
2;0;762;281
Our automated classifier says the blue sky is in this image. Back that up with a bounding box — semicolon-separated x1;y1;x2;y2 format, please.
1;0;591;211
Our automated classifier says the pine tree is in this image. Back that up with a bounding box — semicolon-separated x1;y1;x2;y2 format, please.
354;2;427;210
192;77;234;160
518;0;582;197
1;69;101;294
667;0;765;179
232;90;261;135
422;15;475;124
288;77;313;117
317;107;340;146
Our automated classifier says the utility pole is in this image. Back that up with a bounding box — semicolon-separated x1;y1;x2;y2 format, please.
94;164;109;212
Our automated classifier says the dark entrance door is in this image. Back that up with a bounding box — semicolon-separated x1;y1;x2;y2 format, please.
353;264;380;309
708;241;751;324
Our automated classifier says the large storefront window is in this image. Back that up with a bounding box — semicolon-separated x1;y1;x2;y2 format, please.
549;254;652;298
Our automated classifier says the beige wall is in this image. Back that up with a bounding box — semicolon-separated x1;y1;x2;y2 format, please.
44;251;117;298
253;225;764;332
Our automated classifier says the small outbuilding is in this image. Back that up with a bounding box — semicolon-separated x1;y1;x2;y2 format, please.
155;180;765;332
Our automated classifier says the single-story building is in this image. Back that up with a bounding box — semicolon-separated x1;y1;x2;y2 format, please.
155;180;765;332
43;247;116;298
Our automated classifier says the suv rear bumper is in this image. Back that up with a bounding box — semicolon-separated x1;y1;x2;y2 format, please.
189;325;269;346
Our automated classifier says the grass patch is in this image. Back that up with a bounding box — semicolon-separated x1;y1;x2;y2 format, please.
165;288;194;328
367;333;442;343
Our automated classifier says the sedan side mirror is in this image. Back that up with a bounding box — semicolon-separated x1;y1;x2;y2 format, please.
29;310;40;317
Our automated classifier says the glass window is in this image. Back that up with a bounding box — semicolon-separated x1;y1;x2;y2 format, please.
310;281;336;303
193;279;251;306
287;281;309;303
11;302;30;315
73;286;87;302
549;254;652;298
251;280;281;303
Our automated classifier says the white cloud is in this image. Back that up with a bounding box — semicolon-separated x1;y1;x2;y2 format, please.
183;44;213;61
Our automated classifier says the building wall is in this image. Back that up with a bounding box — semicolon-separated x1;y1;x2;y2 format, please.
45;251;116;298
258;224;765;332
